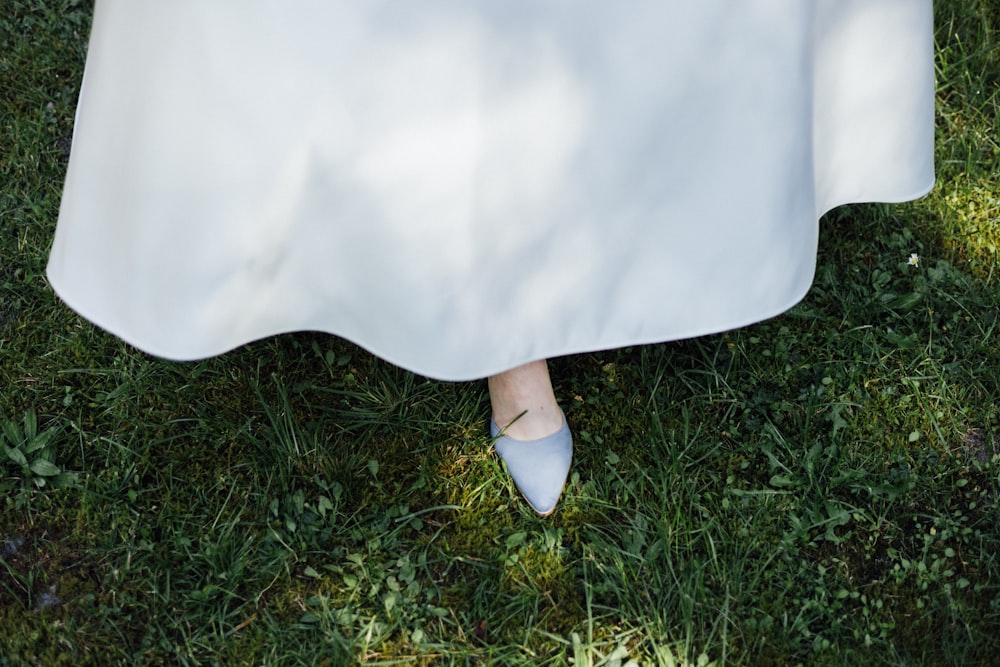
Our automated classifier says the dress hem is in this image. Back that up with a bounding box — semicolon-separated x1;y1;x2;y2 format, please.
45;175;935;383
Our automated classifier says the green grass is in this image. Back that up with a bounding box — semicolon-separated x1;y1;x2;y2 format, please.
2;1;999;664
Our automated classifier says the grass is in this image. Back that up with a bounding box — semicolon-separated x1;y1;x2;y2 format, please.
2;0;999;664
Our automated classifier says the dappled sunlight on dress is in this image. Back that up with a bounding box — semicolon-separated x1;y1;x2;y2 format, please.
49;0;934;379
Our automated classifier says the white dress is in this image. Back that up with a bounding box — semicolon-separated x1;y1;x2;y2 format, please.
48;0;935;381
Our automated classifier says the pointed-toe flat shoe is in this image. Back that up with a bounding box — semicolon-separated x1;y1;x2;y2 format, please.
490;413;573;516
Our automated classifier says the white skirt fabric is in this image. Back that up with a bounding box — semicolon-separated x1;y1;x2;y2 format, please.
48;0;935;381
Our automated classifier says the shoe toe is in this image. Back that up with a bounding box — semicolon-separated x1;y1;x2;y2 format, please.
492;418;573;516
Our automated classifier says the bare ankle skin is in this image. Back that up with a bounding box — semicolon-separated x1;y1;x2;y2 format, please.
488;359;564;441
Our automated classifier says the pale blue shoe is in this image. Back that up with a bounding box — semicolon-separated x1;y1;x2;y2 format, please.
490;412;573;516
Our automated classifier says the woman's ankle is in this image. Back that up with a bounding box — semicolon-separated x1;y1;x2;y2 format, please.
488;360;564;441
493;407;564;441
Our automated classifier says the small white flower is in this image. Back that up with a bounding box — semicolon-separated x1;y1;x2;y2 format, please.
907;253;920;266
